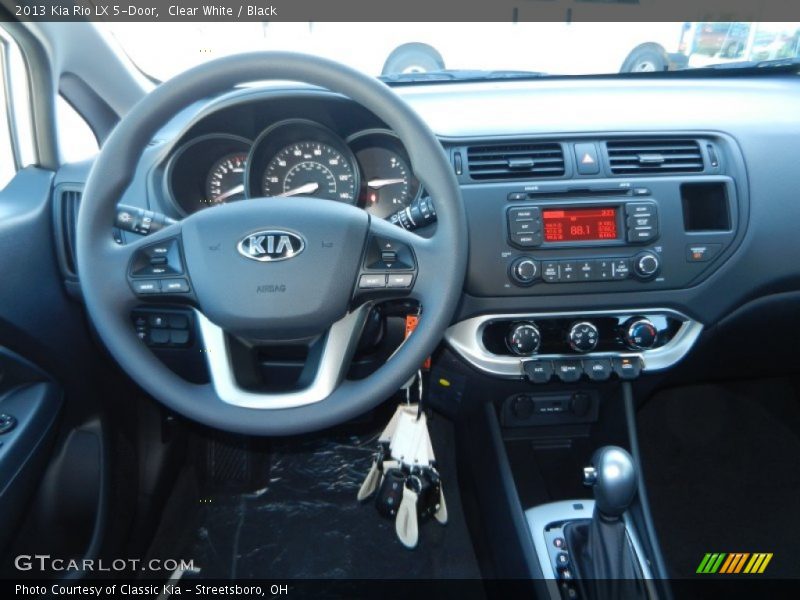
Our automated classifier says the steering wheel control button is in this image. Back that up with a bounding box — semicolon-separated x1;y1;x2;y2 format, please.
612;357;643;380
387;273;413;288
162;279;191;293
0;414;17;435
130;238;184;277
584;358;613;381
132;280;161;294
554;361;583;383
686;243;722;262
359;274;387;289
365;237;415;270
170;330;190;346
506;322;541;356
524;360;554;384
623;318;658;350
574;143;600;175
568;321;599;353
168;314;189;329
509;257;540;286
150;329;171;345
149;315;168;328
133;310;193;348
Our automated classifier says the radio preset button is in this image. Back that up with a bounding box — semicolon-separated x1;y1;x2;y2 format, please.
595;260;614;280
559;261;577;281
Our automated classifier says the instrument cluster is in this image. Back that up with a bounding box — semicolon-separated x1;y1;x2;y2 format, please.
166;119;422;218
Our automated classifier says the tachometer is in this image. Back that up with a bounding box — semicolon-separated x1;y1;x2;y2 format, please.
206;152;248;204
262;142;357;203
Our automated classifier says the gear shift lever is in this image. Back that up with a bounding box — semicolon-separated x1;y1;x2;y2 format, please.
564;446;647;599
584;446;637;518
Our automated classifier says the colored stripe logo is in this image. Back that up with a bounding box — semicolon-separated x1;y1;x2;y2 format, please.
696;553;773;574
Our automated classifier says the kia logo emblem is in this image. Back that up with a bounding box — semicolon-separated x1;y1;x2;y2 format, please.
237;230;305;262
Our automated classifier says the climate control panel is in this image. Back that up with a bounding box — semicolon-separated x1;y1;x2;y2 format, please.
444;309;703;380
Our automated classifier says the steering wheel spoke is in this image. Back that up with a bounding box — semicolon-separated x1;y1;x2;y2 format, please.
195;304;370;409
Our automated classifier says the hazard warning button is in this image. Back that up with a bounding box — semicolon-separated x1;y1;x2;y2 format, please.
574;143;600;175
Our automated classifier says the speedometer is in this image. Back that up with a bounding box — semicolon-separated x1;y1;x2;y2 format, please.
262;142;357;203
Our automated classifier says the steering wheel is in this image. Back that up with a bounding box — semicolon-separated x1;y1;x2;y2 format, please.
76;53;467;436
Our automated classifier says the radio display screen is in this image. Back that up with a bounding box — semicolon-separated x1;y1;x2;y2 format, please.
542;207;618;242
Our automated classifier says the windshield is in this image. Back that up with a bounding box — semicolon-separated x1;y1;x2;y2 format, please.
104;21;800;81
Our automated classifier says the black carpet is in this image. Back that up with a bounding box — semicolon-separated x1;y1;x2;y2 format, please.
637;378;800;579
147;414;482;581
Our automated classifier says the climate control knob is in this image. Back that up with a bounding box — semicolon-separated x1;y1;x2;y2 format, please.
510;257;539;286
568;321;599;353
632;251;660;280
623;318;658;350
506;322;541;356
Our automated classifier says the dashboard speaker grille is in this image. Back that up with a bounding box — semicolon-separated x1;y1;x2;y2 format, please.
467;142;565;180
606;139;704;175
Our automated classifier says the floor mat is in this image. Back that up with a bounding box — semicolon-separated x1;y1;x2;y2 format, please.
637;378;800;578
151;415;482;580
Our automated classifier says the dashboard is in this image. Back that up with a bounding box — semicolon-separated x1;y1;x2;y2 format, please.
51;75;800;384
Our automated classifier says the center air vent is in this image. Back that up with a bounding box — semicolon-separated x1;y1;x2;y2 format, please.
467;143;565;180
606;139;704;175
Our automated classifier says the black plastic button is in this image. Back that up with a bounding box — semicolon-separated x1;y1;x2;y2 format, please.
133;280;161;294
387;273;413;288
162;279;191;293
149;315;168;328
359;274;386;289
168;314;189;329
612;260;630;279
625;202;656;217
524;360;554;384
150;329;170;345
613;357;643;380
508;192;527;201
170;330;190;346
542;262;559;282
584;358;613;381
559;261;577;281
556;552;570;568
554;361;583;383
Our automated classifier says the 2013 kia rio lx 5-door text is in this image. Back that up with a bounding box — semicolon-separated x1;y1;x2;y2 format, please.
0;11;799;600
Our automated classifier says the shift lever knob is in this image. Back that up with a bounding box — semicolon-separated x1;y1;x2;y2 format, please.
583;446;637;518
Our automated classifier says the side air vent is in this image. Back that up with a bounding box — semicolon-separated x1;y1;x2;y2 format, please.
606;139;704;175
53;186;82;280
467;142;565;180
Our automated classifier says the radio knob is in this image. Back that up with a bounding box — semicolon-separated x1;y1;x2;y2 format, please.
510;257;539;286
633;251;660;280
568;321;599;353
507;322;541;356
623;317;658;350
